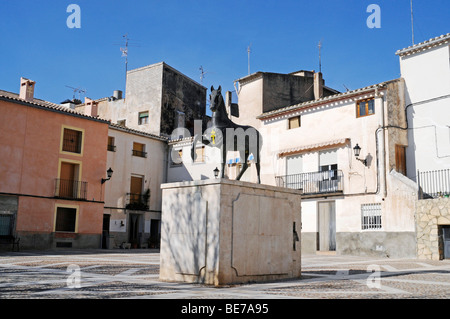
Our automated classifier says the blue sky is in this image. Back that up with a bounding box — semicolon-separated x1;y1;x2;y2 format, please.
1;0;449;106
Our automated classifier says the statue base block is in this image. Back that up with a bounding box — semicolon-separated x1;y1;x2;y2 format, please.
159;179;302;286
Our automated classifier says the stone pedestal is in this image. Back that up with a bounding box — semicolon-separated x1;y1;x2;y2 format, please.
159;179;302;286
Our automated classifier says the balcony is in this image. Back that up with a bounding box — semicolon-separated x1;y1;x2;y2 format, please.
125;192;150;211
275;170;344;196
54;179;87;200
418;169;450;199
132;150;147;158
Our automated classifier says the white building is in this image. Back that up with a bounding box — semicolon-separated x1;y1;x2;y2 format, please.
232;71;417;258
396;33;450;198
102;124;167;248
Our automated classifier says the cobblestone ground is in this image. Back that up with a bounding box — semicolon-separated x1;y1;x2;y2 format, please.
0;249;449;299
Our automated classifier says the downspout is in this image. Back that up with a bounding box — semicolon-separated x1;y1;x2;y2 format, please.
376;86;388;198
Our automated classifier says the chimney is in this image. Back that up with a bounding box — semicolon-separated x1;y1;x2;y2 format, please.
19;77;35;102
113;90;123;100
84;97;98;117
314;72;323;100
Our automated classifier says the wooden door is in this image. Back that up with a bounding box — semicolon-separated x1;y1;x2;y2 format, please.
395;145;407;175
60;162;76;197
130;176;143;204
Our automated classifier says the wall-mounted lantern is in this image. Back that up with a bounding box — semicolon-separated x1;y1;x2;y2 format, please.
353;144;368;166
101;167;114;184
213;167;220;179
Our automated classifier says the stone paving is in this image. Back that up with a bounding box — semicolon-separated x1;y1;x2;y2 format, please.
0;249;450;299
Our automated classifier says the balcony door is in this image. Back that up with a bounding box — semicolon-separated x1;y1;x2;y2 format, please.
130;176;143;205
286;154;303;189
60;162;76;198
319;149;338;192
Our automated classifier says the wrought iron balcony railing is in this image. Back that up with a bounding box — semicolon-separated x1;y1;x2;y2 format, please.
418;169;450;199
54;179;87;200
132;150;147;158
125;192;149;211
275;170;344;195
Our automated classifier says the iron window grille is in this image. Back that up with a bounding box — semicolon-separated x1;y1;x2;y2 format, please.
361;203;382;230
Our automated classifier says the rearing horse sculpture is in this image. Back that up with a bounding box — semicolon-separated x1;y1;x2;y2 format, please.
191;86;262;183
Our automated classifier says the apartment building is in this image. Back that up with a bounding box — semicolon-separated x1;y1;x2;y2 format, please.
102;124;167;248
0;78;109;250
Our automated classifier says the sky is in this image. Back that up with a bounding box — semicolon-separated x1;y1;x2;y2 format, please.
1;0;450;108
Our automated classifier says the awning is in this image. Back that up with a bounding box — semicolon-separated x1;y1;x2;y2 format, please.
278;138;350;157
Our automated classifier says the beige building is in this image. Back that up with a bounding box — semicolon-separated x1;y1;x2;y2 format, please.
102;124;167;248
233;71;417;258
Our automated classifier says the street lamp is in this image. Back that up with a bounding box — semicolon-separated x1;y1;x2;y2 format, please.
101;167;114;184
213;167;220;179
353;144;367;166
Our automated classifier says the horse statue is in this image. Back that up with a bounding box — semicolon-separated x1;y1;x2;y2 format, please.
191;85;262;183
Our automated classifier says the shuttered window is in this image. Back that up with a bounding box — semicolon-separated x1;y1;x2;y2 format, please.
62;128;82;154
356;99;375;118
288;116;301;129
395;145;407;175
55;207;77;232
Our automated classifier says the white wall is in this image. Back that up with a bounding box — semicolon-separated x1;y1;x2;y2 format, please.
400;44;450;177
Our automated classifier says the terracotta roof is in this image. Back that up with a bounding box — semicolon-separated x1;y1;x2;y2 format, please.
0;90;109;123
109;123;168;141
396;33;450;56
257;79;400;120
278;138;350;157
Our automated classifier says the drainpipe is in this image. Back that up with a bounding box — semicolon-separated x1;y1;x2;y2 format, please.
376;86;387;198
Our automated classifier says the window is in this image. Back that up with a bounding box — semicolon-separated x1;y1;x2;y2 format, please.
55;207;77;232
356;99;375;118
117;119;126;127
138;111;149;125
361;203;382;230
107;136;116;152
288;116;301;129
194;146;205;163
395;145;406;175
62;128;82;154
132;142;147;158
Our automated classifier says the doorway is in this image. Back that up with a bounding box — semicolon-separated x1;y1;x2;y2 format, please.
101;214;110;249
129;213;142;248
318;201;336;251
442;226;450;259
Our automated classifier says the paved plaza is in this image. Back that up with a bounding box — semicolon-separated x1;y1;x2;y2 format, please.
0;249;449;299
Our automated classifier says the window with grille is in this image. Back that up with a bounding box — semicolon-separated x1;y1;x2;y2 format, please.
55;207;77;232
361;203;382;230
62;128;82;154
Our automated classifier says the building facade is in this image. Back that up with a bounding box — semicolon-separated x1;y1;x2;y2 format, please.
396;33;450;197
102;124;167;248
76;62;209;138
0;79;109;250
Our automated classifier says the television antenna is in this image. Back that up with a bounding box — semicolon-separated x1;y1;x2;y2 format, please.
247;43;252;75
113;33;141;82
65;85;86;101
199;66;207;83
318;40;323;73
410;0;415;45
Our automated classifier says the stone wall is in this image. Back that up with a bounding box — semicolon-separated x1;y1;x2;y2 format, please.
416;197;450;260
